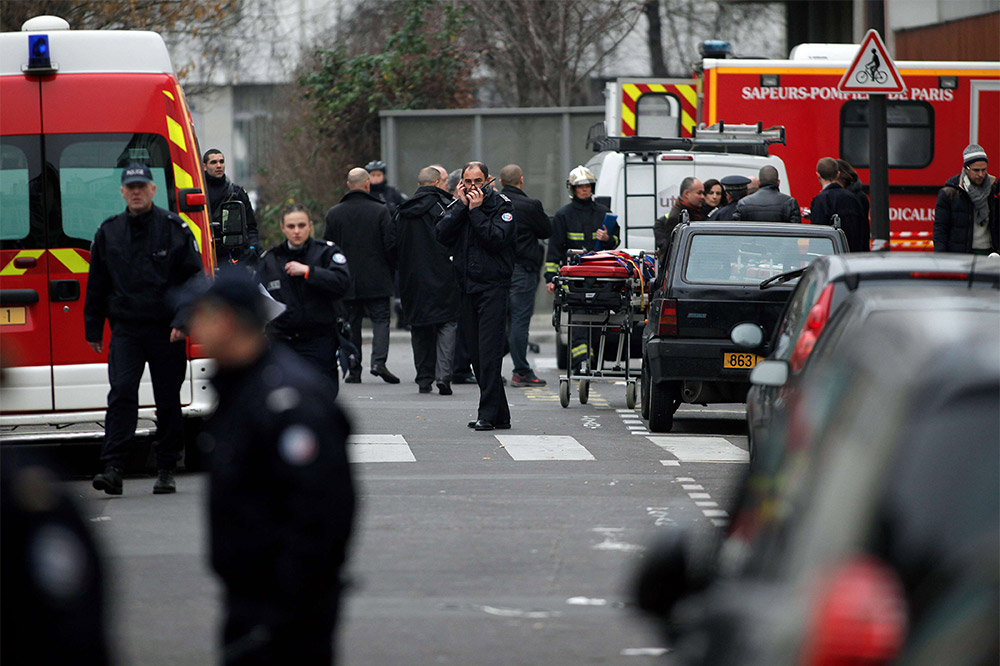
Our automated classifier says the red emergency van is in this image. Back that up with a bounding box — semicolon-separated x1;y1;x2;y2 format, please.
0;16;216;441
608;45;1000;250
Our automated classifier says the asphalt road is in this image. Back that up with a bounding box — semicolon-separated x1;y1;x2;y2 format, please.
62;331;750;665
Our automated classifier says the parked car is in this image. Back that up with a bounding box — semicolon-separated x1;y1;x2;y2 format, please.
635;288;1000;666
641;221;848;431
743;253;1000;460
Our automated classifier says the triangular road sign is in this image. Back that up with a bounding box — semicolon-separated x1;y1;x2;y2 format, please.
838;29;906;94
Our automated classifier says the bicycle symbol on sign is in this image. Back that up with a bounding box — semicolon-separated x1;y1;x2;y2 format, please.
856;48;888;84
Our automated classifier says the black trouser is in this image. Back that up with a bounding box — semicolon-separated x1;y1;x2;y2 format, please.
101;321;186;471
222;594;339;666
345;297;390;370
284;335;339;400
459;286;510;425
410;321;457;389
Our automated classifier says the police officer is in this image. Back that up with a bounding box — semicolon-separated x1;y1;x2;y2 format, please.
544;165;619;370
435;161;516;431
712;175;752;221
187;270;355;666
86;163;204;496
202;149;259;265
258;203;351;397
364;159;408;214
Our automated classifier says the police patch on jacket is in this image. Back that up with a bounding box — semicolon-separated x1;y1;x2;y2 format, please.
278;425;318;465
501;212;513;222
333;253;347;264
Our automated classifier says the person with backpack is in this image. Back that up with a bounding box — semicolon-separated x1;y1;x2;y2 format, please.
202;148;259;265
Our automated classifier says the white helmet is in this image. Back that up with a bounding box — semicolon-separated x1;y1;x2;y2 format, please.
566;165;596;192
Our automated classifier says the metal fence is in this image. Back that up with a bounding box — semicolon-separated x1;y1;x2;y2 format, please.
379;106;604;214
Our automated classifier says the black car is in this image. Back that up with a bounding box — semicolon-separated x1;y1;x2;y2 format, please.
641;221;848;432
744;253;1000;459
635;288;1000;666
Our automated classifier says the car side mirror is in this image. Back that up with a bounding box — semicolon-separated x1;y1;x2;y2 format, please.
750;359;789;387
218;201;247;249
730;322;764;350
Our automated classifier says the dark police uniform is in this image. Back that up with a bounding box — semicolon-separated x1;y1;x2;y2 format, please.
84;203;203;474
544;196;619;369
257;237;351;396
435;187;516;428
205;344;355;666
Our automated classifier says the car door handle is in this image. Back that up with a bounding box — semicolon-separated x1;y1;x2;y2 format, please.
50;279;80;302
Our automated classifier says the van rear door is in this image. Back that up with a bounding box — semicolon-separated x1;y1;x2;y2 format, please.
40;74;180;410
0;75;53;411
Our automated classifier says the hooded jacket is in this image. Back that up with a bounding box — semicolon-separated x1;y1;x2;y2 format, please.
390;186;460;325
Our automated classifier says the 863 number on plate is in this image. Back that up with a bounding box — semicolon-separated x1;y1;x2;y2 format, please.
723;352;761;369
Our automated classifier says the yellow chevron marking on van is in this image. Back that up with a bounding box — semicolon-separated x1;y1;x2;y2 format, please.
0;250;46;276
179;212;202;251
49;249;90;274
166;116;187;152
173;164;194;188
682;110;696;133
622;83;641;102
162;89;175;101
676;84;697;107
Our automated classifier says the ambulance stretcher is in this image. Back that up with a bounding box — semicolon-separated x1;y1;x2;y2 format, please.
551;250;656;409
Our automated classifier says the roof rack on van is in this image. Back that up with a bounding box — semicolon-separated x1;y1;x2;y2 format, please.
586;122;786;156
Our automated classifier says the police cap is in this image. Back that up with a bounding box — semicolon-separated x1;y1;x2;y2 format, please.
720;175;751;190
121;162;154;185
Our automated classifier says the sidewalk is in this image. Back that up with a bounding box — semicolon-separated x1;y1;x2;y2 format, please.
361;313;557;343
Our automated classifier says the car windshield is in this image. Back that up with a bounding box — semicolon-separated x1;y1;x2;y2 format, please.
684;234;836;285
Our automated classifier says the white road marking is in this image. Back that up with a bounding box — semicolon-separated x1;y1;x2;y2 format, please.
711;518;729;527
681;484;704;491
622;648;670;657
695;501;718;507
688;492;711;499
647;436;749;463
702;509;728;517
495;435;595;461
630;431;650;435
348;434;416;463
660;460;681;466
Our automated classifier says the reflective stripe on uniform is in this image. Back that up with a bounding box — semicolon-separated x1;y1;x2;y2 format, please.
571;344;589;359
567;232;585;241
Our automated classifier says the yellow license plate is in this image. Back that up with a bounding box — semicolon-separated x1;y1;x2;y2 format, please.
1;307;26;325
723;352;761;369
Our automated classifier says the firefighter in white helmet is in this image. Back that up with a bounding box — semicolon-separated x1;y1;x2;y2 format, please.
545;165;619;370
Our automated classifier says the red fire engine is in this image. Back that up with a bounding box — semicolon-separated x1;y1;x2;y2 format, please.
605;44;1000;250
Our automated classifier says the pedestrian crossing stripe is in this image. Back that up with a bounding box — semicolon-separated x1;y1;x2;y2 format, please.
348;434;416;463
494;435;596;461
646;436;749;463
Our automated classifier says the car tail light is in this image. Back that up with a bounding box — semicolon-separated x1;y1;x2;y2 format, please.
657;298;678;336
908;271;969;280
789;283;834;373
800;556;907;666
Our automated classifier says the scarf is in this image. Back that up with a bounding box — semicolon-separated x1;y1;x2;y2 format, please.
963;173;990;228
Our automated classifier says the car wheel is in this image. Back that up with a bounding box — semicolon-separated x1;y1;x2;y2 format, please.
640;361;651;419
648;380;681;433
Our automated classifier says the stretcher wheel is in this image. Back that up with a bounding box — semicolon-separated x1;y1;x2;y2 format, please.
625;381;637;409
578;379;590;404
559;380;570;408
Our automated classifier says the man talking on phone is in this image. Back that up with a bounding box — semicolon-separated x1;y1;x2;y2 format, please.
544;165;618;371
435;161;516;431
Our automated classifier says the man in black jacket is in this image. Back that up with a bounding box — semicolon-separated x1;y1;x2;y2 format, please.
500;164;552;387
202;149;259;264
810;157;869;252
85;163;205;496
934;144;998;254
435;161;516;431
188;270;355;666
325;167;399;384
733;165;801;223
364;159;407;214
258;204;351;396
391;166;460;395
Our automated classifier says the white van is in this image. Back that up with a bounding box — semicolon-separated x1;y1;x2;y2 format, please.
585;123;791;251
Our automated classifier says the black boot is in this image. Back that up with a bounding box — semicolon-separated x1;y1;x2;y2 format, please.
93;466;123;496
153;469;176;494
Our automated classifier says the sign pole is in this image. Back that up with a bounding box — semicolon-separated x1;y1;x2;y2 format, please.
867;2;890;250
869;93;890;250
